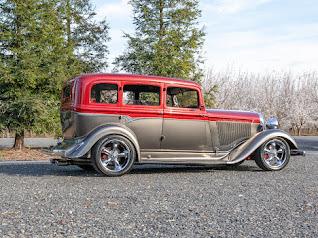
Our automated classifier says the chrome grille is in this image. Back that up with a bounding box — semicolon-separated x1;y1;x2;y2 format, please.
216;122;251;146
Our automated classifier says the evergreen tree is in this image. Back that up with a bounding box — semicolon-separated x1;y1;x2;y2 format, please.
114;0;205;83
0;0;67;148
59;0;110;73
0;0;110;148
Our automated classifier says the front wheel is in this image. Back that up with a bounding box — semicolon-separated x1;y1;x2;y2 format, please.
254;137;290;171
91;135;136;176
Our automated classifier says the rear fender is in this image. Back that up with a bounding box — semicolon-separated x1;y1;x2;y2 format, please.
61;124;141;161
227;129;298;164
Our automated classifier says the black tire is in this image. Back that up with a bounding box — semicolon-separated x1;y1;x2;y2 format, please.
254;137;290;171
77;165;95;171
91;135;136;176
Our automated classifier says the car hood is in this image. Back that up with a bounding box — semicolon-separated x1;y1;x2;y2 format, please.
206;109;261;123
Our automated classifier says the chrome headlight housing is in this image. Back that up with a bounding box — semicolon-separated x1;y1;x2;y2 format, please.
257;113;265;131
266;116;279;129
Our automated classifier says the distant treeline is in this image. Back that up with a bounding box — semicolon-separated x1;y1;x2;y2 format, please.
204;69;318;135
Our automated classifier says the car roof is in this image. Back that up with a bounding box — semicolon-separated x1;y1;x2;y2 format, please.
76;73;201;88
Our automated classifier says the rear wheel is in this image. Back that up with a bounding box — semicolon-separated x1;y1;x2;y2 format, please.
91;135;136;176
254;137;290;171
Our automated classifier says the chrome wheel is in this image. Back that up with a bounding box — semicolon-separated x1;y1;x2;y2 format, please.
99;139;131;173
261;139;289;170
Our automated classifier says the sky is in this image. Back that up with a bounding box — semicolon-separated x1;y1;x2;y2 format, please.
92;0;318;74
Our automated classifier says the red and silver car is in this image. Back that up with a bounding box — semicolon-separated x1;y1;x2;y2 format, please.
52;73;303;176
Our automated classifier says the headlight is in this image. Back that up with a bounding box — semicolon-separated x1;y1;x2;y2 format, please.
266;116;279;129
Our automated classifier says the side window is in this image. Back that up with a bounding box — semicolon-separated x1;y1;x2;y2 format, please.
62;83;71;102
166;87;199;109
123;85;160;106
91;83;118;104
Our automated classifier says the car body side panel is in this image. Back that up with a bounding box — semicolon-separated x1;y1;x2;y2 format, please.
66;112;163;151
74;112;120;137
60;110;75;139
161;118;209;151
124;117;163;150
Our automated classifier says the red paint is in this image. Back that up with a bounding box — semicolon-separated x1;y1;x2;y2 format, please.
207;109;260;123
61;73;260;124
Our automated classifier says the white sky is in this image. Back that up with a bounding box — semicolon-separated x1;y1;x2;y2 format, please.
93;0;318;74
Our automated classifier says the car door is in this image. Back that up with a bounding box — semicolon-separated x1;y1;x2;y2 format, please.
120;82;164;150
161;84;209;151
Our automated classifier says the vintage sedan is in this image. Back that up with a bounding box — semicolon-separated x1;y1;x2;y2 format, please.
52;73;304;176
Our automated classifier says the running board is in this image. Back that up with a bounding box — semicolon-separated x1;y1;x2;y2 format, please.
50;158;91;166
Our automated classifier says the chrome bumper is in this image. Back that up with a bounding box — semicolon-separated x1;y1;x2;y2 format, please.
50;138;86;158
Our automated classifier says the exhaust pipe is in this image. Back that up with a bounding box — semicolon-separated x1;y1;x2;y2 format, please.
50;158;71;166
291;150;306;156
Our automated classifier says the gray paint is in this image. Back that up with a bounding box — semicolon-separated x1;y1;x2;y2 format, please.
74;113;120;137
55;112;299;166
60;111;75;139
125;118;162;150
161;119;209;151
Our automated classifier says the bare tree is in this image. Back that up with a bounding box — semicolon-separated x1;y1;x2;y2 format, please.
204;69;318;135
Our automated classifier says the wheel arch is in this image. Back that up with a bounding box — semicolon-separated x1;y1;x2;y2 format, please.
227;129;298;164
65;124;141;161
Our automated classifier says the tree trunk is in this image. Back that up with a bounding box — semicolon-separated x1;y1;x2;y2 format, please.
66;0;72;47
297;127;301;136
159;0;164;39
14;131;24;150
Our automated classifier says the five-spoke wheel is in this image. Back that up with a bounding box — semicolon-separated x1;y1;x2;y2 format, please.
92;135;136;176
254;137;290;171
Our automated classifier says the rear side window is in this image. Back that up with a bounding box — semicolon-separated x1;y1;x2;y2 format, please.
62;83;72;104
63;84;71;99
123;85;160;106
91;83;118;104
166;87;199;108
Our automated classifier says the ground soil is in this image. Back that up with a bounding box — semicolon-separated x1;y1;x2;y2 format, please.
0;149;58;161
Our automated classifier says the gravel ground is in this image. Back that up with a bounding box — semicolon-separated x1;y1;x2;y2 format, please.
0;155;317;238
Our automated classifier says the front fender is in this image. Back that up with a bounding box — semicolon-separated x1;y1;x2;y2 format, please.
227;129;298;164
53;124;141;161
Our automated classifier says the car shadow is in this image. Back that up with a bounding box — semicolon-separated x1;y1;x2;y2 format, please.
0;161;262;177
